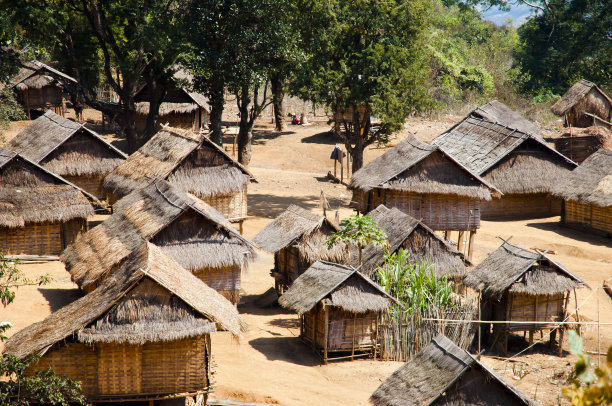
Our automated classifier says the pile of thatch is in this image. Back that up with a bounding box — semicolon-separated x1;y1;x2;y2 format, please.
4;242;241;359
9;60;77;91
472;100;541;139
551;79;612;117
370;334;537;406
61;179;256;291
0;147;94;227
278;261;396;314
464;241;587;297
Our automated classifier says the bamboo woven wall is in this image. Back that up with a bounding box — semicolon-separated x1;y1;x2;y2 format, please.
0;221;62;255
135;110;202;133
481;193;562;219
63;175;106;200
16;86;63;109
199;187;247;221
508;292;564;331
194;264;241;304
567;89;612;127
554;136;601;164
564;200;612;235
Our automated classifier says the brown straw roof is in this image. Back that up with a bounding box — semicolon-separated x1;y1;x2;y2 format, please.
61;179;256;290
464;241;587;297
554;148;612;207
9;60;77;91
278;261;398;314
350;134;496;200
370;334;537;406
4;242;241;359
551;80;612;116
472;100;541;139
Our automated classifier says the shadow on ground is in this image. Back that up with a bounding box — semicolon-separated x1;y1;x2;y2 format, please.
268;317;300;329
248;194;322;218
238;295;293;316
301;131;340;145
248;336;321;366
526;221;612;249
38;288;82;312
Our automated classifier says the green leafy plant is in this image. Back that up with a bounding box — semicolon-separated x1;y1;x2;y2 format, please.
0;253;51;308
326;214;387;264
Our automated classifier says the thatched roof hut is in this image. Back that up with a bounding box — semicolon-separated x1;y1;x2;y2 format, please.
0;147;95;255
552;80;612;128
472;100;541;139
62;179;256;303
4;242;240;403
433;107;577;219
103;127;255;224
370;334;537;406
279;260;397;362
6;110;127;200
354;205;469;282
554;148;612;236
253;205;348;293
464;240;587;355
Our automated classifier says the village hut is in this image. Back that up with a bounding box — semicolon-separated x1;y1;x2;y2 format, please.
9;60;77;119
551;80;612;128
370;334;538;406
6;110;127;200
62;179;256;303
350;134;496;258
471;100;542;139
3;242;240;404
0;147;95;256
553;126;612;164
464;240;588;355
103;127;255;228
354;205;469;285
253;205;348;293
279;260;398;363
554;148;612;236
433;105;577;219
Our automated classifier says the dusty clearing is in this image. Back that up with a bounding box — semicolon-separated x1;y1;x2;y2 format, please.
1;113;611;405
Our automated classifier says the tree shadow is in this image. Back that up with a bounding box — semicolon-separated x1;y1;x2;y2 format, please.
247;194;322;218
38;288;83;312
526;221;612;248
248;337;321;366
238;294;294;316
301;130;341;145
268;318;299;329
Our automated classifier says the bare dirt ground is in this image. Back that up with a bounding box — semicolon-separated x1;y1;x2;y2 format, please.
1;110;611;405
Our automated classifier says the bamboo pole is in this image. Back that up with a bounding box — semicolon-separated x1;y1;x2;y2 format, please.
597;287;600;366
573;289;581;337
324;306;328;365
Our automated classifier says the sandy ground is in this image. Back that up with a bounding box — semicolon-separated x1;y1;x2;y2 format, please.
1;111;611;405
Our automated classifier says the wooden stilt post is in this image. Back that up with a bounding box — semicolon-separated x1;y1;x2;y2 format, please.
340;157;344;184
351;313;356;361
573;288;581;337
346;150;350;180
457;231;465;253
468;230;476;261
334;159;337;178
312;307;317;351
25;89;31;120
323;306;329;365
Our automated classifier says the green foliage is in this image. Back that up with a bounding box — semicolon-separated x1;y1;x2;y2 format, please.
326;214;387;263
0;87;25;141
0;253;51;309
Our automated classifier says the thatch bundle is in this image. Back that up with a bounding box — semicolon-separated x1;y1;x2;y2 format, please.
10;61;77;91
552;79;612;118
472;100;541;139
168;165;249;197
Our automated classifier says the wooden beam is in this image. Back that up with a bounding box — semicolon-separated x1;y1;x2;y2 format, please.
324;306;329;365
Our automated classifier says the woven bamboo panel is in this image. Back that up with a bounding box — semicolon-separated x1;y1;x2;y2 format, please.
61;218;88;248
199;188;247;220
509;293;564;331
554;136;600;164
565;200;612;234
327;309;377;351
481;193;562;219
63;175;106;200
0;221;62;255
194;265;241;304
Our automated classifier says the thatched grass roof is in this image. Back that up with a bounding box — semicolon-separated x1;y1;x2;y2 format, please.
278;261;397;314
4;242;241;359
354;205;468;279
464;241;587;297
10;60;77;91
551;80;612;116
554;148;612;207
61;179;256;291
472;100;541;139
350;134;495;200
0;147;95;227
6;110;126;177
370;334;537;406
103;127;254;199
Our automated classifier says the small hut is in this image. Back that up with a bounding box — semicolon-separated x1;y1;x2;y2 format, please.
253;205;348;293
370;334;538;406
103;127;255;229
433;105;577;219
9;60;77;119
62;179;256;303
553;126;612;164
350;134;496;257
552;80;612;128
464;240;588;355
3;242;240;404
279;260;398;363
0;147;94;256
554;148;612;236
355;205;469;284
6;110;127;200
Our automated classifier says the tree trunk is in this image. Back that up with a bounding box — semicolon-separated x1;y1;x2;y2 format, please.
271;74;285;132
350;104;365;173
208;82;225;146
123;107;141;153
237;87;253;165
143;73;167;142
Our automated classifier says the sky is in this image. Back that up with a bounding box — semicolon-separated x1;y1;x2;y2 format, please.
479;3;536;27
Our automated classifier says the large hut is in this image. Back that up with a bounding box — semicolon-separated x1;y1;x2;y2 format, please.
0;147;95;256
6;110;127;200
62;179;256;303
4;242;240;404
279;261;398;363
433;104;577;219
103;127;254;229
370;334;538;406
350;134;496;256
551;80;612;128
9;60;77;119
253;205;348;293
464;240;588;355
554;148;612;236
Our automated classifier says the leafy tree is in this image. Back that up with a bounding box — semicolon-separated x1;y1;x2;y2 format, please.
326;214;387;264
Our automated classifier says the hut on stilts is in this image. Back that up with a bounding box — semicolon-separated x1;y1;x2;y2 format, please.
433;102;577;219
3;242;241;405
554;148;612;236
6;110;127;200
464;239;588;356
350;134;496;260
62;179;256;304
551;80;612;129
253;205;348;293
279;260;398;363
370;334;538;406
103;127;255;230
9;61;77;119
0;147;95;256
